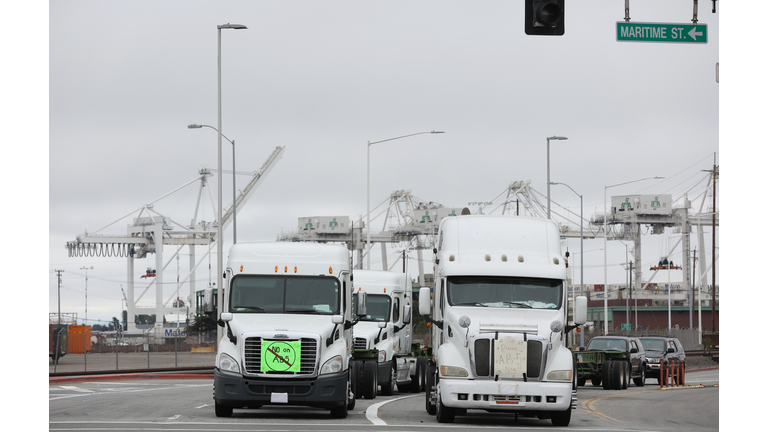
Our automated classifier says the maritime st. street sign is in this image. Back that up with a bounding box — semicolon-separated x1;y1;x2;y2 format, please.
616;22;708;44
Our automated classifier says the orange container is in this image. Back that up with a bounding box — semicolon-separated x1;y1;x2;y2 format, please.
67;325;92;354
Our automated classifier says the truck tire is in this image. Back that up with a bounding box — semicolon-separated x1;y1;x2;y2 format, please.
350;360;359;400
435;384;455;423
330;384;349;419
425;362;436;415
612;361;625;390
214;400;233;417
601;361;613;390
590;376;601;387
363;359;377;399
551;407;572;426
621;361;630;389
381;361;396;396
410;356;424;393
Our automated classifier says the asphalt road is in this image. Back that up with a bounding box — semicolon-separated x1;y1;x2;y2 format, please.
49;369;719;432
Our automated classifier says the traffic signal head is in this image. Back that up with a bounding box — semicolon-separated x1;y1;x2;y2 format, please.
525;0;565;36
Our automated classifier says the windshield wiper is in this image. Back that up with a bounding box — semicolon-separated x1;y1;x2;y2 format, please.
236;306;265;312
284;309;325;314
453;302;488;307
501;301;532;308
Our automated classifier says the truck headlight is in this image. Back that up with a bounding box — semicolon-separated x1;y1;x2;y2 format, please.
378;350;387;363
320;355;343;375
218;353;240;374
440;366;468;377
546;370;572;381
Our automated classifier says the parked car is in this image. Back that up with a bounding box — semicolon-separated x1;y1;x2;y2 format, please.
639;336;686;384
582;336;647;388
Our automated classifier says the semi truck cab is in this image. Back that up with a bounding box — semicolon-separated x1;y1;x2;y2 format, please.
212;242;355;418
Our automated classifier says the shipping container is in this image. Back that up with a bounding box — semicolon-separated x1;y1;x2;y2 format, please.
67;325;92;354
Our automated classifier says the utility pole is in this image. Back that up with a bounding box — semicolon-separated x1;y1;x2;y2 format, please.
711;163;717;332
55;270;65;326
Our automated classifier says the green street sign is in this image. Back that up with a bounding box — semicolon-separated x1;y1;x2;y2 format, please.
617;22;708;44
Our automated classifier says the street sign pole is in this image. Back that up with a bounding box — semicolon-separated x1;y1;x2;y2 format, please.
617;22;708;44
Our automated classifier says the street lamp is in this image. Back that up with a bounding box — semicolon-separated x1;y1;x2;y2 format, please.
546;136;568;219
216;22;247;344
188;124;238;243
366;131;444;269
549;181;583;349
603;176;663;334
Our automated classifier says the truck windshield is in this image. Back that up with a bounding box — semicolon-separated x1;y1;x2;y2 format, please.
447;276;562;309
229;275;339;315
353;293;391;322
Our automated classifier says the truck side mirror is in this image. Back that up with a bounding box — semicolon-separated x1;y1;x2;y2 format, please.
573;296;587;325
418;287;431;316
402;305;412;324
356;291;368;317
203;287;214;314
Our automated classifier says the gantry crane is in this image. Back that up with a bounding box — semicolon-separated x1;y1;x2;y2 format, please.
66;146;284;332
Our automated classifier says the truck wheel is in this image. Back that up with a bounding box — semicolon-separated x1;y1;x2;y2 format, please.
381;362;395;396
346;371;356;411
330;393;348;419
612;361;625;390
425;362;436;415
621;361;629;389
633;364;646;387
363;360;377;399
601;361;613;390
214;401;233;417
590;376;601;387
551;408;572;426
435;386;455;423
350;360;359;400
409;356;422;393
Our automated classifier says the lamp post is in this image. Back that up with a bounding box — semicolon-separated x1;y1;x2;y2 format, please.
216;23;247;345
550;182;583;349
188;124;238;243
366;131;444;269
546;136;568;219
603;176;663;334
80;266;93;326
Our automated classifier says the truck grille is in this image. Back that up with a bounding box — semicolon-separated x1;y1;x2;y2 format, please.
243;336;319;376
354;337;368;350
471;334;546;380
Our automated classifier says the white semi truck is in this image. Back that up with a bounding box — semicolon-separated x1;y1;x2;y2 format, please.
212;242;357;418
350;270;429;398
419;215;587;426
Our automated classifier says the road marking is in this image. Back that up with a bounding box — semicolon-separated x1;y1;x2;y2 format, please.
365;394;419;425
582;389;659;423
166;414;181;421
58;386;94;393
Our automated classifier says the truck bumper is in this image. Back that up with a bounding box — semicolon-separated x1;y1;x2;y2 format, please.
214;369;347;409
438;379;573;412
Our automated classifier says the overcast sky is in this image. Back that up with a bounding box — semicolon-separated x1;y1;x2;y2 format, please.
33;1;743;328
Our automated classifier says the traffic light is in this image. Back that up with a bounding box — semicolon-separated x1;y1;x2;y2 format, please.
525;0;565;36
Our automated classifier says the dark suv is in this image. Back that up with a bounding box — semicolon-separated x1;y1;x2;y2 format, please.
639;336;686;383
585;336;647;387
